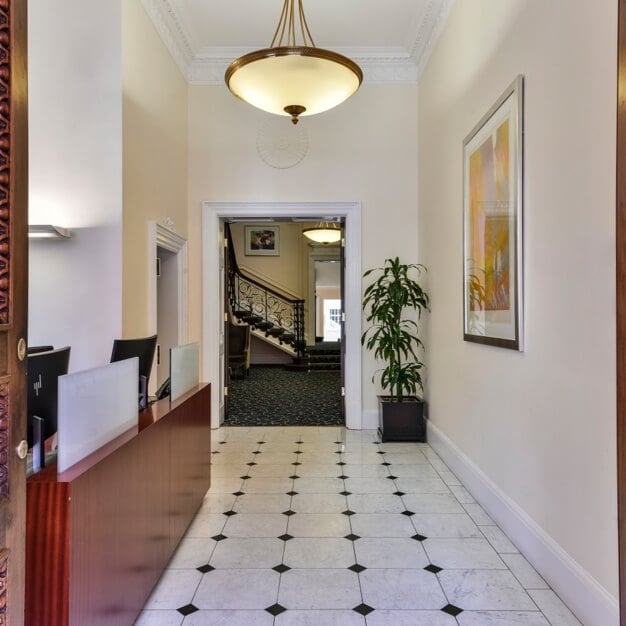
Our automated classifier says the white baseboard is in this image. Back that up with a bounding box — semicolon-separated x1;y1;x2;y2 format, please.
427;421;619;626
361;409;379;430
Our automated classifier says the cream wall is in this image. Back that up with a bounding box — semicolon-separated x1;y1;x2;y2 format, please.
188;84;419;413
28;0;123;372
122;0;189;337
418;0;617;620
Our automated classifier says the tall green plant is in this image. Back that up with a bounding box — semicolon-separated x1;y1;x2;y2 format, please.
361;257;429;402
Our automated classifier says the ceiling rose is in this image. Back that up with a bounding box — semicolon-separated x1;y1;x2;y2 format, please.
257;119;309;169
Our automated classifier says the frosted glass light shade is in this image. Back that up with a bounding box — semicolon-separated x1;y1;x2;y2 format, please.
302;226;342;244
226;47;362;122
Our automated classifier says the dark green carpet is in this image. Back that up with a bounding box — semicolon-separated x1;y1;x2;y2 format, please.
226;366;343;426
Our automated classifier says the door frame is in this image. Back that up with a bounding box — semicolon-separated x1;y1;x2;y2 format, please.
308;247;342;345
202;201;362;430
147;221;188;394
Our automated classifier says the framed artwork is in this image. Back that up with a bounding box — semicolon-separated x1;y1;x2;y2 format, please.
463;75;524;350
245;225;280;256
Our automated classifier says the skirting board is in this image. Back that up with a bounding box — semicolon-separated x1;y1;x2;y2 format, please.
427;421;619;626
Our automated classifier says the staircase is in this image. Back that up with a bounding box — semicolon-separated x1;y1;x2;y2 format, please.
226;224;307;365
307;341;341;371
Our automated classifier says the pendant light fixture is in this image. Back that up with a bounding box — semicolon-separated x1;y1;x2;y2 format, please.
225;0;363;125
302;222;342;244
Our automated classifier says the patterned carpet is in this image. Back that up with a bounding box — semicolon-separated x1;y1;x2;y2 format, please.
226;366;343;426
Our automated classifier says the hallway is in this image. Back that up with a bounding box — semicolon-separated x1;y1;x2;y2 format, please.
136;427;580;625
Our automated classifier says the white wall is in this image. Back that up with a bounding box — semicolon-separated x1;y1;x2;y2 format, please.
28;0;123;372
188;84;419;415
418;0;617;622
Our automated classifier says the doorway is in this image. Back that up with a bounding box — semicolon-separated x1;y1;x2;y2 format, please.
202;202;362;430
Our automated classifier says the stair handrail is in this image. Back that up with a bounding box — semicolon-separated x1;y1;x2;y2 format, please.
225;223;306;359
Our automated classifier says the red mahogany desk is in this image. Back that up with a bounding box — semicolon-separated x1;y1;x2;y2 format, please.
25;383;211;626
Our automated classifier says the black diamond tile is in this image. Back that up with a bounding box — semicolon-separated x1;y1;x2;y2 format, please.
425;564;443;574
337;475;349;479
412;533;427;542
282;510;296;516
266;603;288;616
381;462;392;466
240;475;250;480
246;462;257;466
342;510;355;516
197;563;214;573
377;451;386;455
232;491;245;496
336;461;346;466
252;451;262;455
353;603;375;616
344;533;361;541
272;563;291;573
289;475;300;480
335;451;343;454
441;604;463;617
393;491;406;497
223;510;237;517
372;441;381;445
286;491;298;496
294;450;303;454
219;441;227;445
348;563;367;573
401;510;415;517
339;490;352;496
257;441;265;444
295;440;304;444
292;462;302;466
386;475;398;480
211;534;228;542
177;604;199;616
278;534;294;541
334;441;343;444
211;451;220;454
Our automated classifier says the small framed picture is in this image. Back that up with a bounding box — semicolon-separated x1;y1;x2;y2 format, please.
245;226;280;256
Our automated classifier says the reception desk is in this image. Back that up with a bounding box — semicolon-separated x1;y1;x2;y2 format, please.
25;383;211;626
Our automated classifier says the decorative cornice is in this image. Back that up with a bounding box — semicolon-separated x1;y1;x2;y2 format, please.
143;0;453;85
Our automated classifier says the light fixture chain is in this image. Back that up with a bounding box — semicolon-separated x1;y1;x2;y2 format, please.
269;0;316;48
298;0;316;47
270;0;290;47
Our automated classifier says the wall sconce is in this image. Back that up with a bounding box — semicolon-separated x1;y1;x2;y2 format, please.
28;225;72;240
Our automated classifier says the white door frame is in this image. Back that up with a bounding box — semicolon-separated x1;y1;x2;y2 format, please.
202;201;362;429
147;221;189;394
308;246;341;345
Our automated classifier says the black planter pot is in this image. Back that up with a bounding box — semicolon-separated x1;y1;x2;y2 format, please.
378;396;426;443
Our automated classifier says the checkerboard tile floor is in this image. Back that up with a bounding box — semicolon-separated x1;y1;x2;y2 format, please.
136;427;581;626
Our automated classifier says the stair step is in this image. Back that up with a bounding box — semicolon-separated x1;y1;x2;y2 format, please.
256;321;274;331
267;327;285;338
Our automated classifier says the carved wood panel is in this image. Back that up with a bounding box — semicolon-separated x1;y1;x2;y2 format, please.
0;0;10;327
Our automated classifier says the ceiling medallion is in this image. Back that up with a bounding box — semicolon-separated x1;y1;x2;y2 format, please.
225;0;363;125
257;119;308;169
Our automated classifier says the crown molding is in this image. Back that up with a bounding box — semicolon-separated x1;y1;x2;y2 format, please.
143;0;453;85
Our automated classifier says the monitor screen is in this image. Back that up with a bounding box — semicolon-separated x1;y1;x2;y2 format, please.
110;334;157;401
27;346;71;448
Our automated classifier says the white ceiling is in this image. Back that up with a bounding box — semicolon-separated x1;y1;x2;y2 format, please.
141;0;455;84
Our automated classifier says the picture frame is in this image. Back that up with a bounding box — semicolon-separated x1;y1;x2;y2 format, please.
245;225;280;256
463;75;524;350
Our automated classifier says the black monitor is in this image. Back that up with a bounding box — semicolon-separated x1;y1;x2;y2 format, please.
27;346;71;470
110;334;157;409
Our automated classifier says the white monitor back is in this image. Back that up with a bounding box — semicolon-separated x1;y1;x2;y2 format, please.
57;358;139;473
170;342;199;402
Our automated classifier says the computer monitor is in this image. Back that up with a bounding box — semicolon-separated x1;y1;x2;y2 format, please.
110;334;157;409
27;346;71;471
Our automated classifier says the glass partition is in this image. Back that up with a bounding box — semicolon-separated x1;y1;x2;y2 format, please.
170;342;199;402
57;358;139;473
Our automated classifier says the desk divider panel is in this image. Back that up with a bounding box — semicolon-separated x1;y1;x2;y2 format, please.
170;342;200;402
57;358;139;473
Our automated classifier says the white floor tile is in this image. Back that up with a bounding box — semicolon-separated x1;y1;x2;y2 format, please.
133;610;183;626
347;494;405;514
359;569;446;609
344;477;397;494
422;538;507;569
527;590;582;625
275;610;365;626
438;470;462;486
211;465;250;478
457;610;550;625
463;503;496;525
354;537;429;569
293;477;345;493
168;537;216;569
233;494;291;514
438;570;537;611
210;537;285;568
241;478;294;493
143;569;202;610
283;538;356;568
182;610;274;626
278;569;361;609
350;514;416;538
193;569;280;609
296;464;345;477
401;494;465;514
208;477;246;493
383;452;430;465
365;610;457;625
248;464;298;478
394;478;450;494
481;525;520;554
410;513;482;538
201;493;237;510
387;465;440;479
290;493;348;513
501;554;549;590
449;485;475;503
287;513;351;537
223;513;288;537
341;464;392;478
184;513;226;538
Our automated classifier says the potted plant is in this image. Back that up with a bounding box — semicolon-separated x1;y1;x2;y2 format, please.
362;257;430;442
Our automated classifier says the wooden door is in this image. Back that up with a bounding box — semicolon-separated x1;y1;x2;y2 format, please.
339;222;346;423
0;0;29;624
